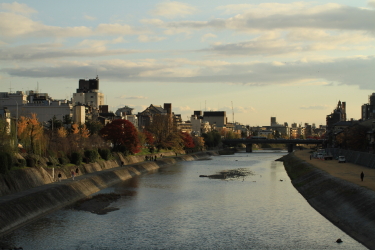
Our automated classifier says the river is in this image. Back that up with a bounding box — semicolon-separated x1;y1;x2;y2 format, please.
0;151;367;249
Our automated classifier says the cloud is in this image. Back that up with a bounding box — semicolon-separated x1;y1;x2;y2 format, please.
0;42;142;61
176;106;192;112
0;11;143;39
200;29;374;57
368;0;375;8
300;105;330;110
96;23;140;35
2;55;375;92
153;3;375;34
201;33;217;42
151;1;198;19
84;15;96;21
0;2;37;14
138;35;166;43
126;96;148;99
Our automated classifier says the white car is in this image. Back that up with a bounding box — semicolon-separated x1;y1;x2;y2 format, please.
338;156;346;163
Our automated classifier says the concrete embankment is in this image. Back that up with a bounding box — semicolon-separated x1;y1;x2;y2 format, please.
0;152;178;197
0;151;217;237
281;153;375;250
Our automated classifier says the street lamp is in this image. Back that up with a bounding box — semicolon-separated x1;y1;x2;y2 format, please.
15;101;18;148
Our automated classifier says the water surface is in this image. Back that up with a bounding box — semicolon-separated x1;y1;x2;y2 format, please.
0;151;367;249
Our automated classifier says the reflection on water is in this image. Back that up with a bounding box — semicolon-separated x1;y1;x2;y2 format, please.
0;151;367;250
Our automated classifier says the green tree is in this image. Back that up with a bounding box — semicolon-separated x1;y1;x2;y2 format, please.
202;130;221;148
85;120;103;135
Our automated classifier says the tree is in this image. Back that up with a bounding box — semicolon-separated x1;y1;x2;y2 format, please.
202;130;221;148
80;124;90;139
47;115;63;130
17;113;46;155
56;127;68;138
146;114;182;151
100;119;140;154
180;132;195;149
85;120;103;135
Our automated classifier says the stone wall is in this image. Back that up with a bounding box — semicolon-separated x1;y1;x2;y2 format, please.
326;148;375;169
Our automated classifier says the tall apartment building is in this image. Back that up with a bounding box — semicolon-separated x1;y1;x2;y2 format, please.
72;76;104;110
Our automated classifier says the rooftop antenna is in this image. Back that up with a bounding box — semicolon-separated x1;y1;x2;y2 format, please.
9;81;12;93
231;101;234;124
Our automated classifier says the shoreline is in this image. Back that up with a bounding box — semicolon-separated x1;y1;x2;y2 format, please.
282;150;375;250
0;151;218;238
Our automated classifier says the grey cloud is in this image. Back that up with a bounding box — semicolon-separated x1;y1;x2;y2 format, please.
300;105;329;110
161;6;375;33
201;40;309;56
3;56;375;90
0;44;142;61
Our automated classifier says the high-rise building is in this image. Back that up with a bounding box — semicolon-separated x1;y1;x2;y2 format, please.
72;76;104;110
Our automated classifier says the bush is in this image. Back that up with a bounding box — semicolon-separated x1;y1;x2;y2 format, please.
26;157;36;168
71;152;83;165
16;158;27;168
0;152;12;174
84;149;99;163
98;148;111;160
58;157;69;165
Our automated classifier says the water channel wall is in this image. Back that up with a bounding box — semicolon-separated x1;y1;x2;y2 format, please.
326;148;375;169
0;151;218;237
282;153;375;250
0;152;178;197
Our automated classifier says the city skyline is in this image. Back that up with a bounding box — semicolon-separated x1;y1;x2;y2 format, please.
1;0;375;126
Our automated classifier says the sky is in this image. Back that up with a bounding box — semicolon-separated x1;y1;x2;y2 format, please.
1;0;375;127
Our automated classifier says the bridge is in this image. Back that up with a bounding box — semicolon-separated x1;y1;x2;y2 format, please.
222;138;325;153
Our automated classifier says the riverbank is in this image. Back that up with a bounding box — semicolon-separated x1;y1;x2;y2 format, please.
282;150;375;250
0;151;218;238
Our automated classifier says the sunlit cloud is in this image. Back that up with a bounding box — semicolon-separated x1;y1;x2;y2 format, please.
84;14;96;21
201;33;217;42
151;1;198;19
0;2;37;14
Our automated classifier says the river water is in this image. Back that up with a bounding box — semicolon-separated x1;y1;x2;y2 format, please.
0;151;367;249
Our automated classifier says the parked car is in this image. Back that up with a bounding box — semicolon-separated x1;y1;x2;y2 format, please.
338;156;346;163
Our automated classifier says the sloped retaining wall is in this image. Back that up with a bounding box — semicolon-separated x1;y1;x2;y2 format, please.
0;152;177;197
0;151;217;237
282;153;375;250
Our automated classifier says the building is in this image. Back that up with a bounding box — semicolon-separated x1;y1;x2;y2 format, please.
203;111;227;128
0;91;72;124
361;93;375;120
72;76;104;122
0;107;11;134
137;104;169;130
115;106;138;128
326;101;346;129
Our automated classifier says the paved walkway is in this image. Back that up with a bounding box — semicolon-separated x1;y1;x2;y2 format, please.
294;149;375;191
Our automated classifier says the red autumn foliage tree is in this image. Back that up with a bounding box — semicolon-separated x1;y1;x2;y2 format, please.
180;132;195;149
143;130;154;145
100;119;140;154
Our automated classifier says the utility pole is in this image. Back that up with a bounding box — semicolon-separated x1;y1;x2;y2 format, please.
231;101;234;124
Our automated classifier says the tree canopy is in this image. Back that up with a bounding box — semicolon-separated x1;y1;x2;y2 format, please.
100;119;140;154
